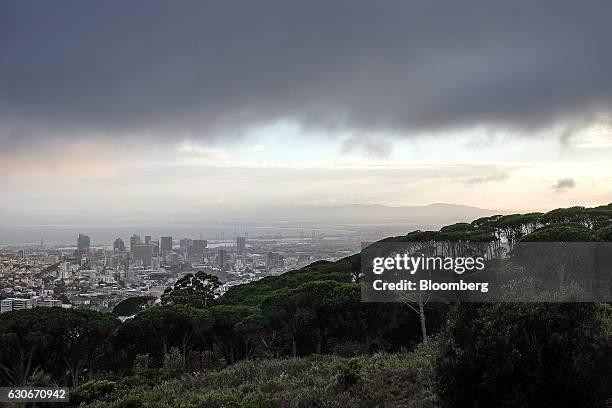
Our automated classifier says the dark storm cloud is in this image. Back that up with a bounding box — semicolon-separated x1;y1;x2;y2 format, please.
2;0;612;147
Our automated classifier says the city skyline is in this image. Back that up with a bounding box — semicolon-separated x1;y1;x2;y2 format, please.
0;223;357;313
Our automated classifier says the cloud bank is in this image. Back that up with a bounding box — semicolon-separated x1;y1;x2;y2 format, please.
2;0;612;151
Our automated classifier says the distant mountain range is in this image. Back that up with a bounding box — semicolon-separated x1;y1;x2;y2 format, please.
220;203;502;226
0;203;502;228
190;203;502;226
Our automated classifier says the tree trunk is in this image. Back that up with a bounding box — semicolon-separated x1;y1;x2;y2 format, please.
64;359;81;387
419;301;428;344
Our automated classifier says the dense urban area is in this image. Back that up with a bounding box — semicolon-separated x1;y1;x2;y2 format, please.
0;230;361;314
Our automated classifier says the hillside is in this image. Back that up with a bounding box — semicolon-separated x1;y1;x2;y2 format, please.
221;256;359;306
3;203;612;407
77;351;437;408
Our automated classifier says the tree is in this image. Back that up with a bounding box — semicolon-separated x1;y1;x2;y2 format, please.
50;309;119;386
396;292;430;344
261;287;316;357
161;271;221;307
595;225;612;241
0;311;49;386
516;225;596;292
436;303;607;408
207;305;260;364
285;281;359;354
260;281;379;356
119;305;212;370
520;224;594;242
0;308;119;387
540;206;587;224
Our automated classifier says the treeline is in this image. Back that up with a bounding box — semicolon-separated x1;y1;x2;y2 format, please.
0;281;448;387
386;203;612;248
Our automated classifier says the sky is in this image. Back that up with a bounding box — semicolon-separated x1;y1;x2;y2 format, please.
1;0;612;223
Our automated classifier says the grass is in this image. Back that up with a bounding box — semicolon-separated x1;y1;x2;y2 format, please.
80;347;438;408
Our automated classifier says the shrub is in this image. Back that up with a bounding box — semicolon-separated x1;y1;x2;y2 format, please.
162;347;184;378
27;369;54;387
335;358;362;387
132;354;150;374
71;379;116;405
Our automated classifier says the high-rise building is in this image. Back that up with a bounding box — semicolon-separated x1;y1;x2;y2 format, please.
77;234;90;257
217;248;227;270
150;238;159;257
193;239;207;255
130;234;141;255
161;236;173;252
266;252;282;268
144;235;152;245
133;244;153;267
113;238;126;253
236;236;246;255
180;238;192;251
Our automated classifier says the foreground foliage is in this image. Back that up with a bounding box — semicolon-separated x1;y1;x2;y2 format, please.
79;351;437;408
436;303;610;408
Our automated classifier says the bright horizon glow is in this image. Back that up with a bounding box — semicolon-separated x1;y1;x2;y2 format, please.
1;119;611;223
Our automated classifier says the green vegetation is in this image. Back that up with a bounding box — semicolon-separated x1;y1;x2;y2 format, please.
2;203;612;406
71;379;117;406
80;352;436;408
221;256;359;306
161;271;221;307
335;357;362;386
0;308;118;387
436;303;608;408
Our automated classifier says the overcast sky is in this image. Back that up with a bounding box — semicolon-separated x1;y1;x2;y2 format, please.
1;0;612;223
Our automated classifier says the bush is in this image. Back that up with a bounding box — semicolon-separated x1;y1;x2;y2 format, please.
27;369;54;387
71;379;116;405
162;347;184;378
335;358;362;387
132;354;150;374
436;303;608;408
